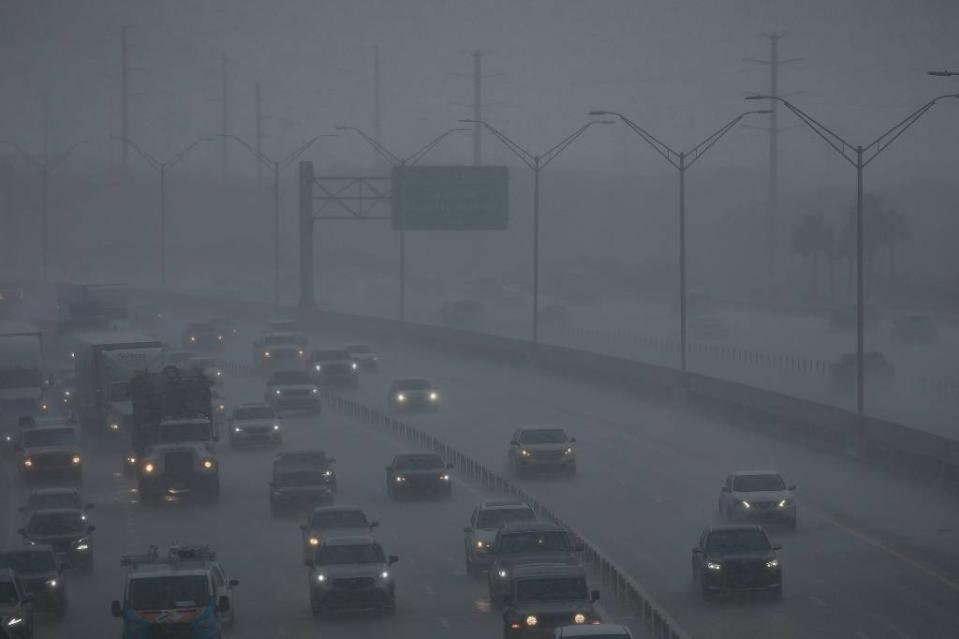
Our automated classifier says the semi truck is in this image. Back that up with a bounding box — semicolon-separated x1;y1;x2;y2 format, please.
0;322;45;421
74;332;164;438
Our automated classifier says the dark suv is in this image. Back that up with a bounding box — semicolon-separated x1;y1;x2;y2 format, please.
502;564;600;638
308;349;359;386
0;549;67;613
488;522;582;603
691;525;783;600
269;451;337;515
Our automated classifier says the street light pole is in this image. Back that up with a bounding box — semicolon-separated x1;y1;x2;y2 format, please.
219;134;334;307
459;118;612;343
744;92;958;424
113;136;215;287
335;126;468;323
0;140;90;281
588;109;770;376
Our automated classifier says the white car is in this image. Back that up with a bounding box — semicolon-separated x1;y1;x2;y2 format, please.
718;470;797;529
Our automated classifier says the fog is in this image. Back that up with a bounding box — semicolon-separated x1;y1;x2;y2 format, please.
1;2;958;639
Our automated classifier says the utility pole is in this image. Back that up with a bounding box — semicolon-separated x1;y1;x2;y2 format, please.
121;25;130;174
221;56;230;179
472;50;482;165
255;81;263;183
745;32;801;290
373;46;383;168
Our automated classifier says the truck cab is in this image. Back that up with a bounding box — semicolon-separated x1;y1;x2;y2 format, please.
17;419;83;482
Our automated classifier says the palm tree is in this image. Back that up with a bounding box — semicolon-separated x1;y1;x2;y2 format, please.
791;213;829;297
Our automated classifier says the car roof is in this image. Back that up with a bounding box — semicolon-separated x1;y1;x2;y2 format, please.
511;563;587;580
556;624;632;637
479;499;533;511
498;521;565;534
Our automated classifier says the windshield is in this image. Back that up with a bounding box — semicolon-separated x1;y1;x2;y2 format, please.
394;454;443;470
477;508;536;529
705;529;771;553
129;575;211;610
312;350;350;360
519;429;568;444
733;474;785;492
498;531;571;554
394;379;430;391
345;345;371;354
515;577;587;602
278;471;329;487
0;582;17;604
269;371;310;385
314;543;385;566
0;551;56;573
27;512;85;536
0;369;42;389
264;335;303;345
310;510;369;529
22;427;77;448
29;493;81;510
158;421;210;443
234;406;275;420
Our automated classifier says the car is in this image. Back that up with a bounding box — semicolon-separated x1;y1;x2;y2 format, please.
464;500;537;575
228;403;282;448
488;521;583;604
344;343;379;369
19;488;93;517
181;321;224;351
0;567;34;639
439;299;485;328
0;548;67;613
718;471;797;529
508;427;577;477
386;453;453;499
17;509;95;571
307;349;359;386
305;535;398;617
300;506;379;562
553;624;633;638
253;331;308;368
687;314;729;340
691;525;783;600
387;378;440;411
270;451;337;515
830;351;895;394
17;420;83;483
890;314;938;345
138;442;220;503
113;545;238;633
266;370;321;413
502;564;600;638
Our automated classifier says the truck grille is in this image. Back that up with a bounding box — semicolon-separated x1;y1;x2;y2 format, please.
146;623;196;639
34;453;72;468
724;560;766;586
530;450;564;461
164;451;195;476
322;363;350;375
333;577;374;590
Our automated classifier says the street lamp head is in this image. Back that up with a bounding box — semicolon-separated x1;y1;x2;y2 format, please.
744;94;769;101
458;119;479;123
928;70;957;77
587;110;611;116
748;109;774;115
592;119;616;125
335;125;357;131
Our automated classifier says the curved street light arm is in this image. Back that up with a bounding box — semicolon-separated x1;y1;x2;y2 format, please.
405;128;469;166
335;126;400;166
748;95;857;167
0;141;43;168
540;121;611;169
111;136;161;171
219;133;274;169
590;111;680;169
278;134;337;172
460;119;535;169
861;94;959;167
46;141;92;172
683;110;768;170
167;138;215;169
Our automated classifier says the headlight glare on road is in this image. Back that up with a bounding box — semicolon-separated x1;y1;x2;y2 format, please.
766;559;779;569
76;541;89;551
526;615;537;627
574;613;586;624
706;561;722;571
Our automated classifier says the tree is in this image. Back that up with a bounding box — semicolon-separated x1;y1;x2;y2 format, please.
791;213;830;297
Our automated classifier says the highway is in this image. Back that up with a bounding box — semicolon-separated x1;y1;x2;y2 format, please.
180;302;959;639
0;314;637;639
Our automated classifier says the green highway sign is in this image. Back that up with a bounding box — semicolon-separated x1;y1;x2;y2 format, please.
391;165;508;231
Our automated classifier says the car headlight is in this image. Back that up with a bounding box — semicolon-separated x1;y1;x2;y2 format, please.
315;364;322;372
309;537;320;546
143;462;155;473
216;370;222;377
526;615;537;627
429;391;439;401
440;473;450;481
218;335;224;341
396;393;406;402
110;422;120;431
498;569;508;578
565;447;574;455
380;571;390;580
298;349;305;357
273;424;281;431
706;561;722;571
778;499;789;508
6;617;23;627
190;336;197;342
75;539;90;551
476;540;486;549
740;500;751;509
311;388;319;394
46;578;59;588
41;403;49;411
202;458;215;470
127;455;137;464
23;457;33;467
72;455;82;464
316;573;326;582
574;613;587;624
263;351;271;358
274;389;282;395
64;390;71;397
766;559;779;569
351;362;358;370
395;475;406;483
520;449;530;457
234;427;242;433
4;434;11;442
323;469;334;477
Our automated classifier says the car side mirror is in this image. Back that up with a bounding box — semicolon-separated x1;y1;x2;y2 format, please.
569;437;576;443
590;589;600;602
87;525;96;534
229;579;239;587
720;486;731;493
772;544;783;551
303;559;314;568
388;555;399;565
217;596;230;613
788;484;796;491
111;600;123;617
369;521;380;529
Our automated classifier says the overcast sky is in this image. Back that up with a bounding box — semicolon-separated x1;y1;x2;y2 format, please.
1;0;957;183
